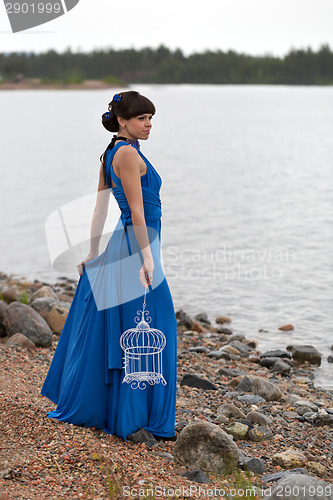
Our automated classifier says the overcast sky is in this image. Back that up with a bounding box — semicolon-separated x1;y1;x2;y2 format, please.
1;0;333;56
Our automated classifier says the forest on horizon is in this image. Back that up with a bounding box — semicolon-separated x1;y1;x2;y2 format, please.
1;44;332;85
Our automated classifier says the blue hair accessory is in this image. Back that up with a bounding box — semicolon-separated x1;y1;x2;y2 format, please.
104;112;111;119
113;93;122;103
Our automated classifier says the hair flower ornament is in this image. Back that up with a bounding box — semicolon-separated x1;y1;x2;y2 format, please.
113;93;122;103
104;111;111;120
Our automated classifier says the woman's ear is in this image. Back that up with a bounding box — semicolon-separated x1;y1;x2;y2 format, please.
117;116;126;130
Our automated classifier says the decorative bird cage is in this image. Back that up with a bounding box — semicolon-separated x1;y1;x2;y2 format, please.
120;289;167;390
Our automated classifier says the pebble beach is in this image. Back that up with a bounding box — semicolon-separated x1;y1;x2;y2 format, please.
0;271;332;499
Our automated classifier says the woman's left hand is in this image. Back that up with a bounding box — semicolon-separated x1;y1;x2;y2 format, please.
77;252;98;277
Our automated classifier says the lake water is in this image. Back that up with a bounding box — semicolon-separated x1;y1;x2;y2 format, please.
0;84;332;390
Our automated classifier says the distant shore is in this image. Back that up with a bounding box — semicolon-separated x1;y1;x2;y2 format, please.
0;79;121;90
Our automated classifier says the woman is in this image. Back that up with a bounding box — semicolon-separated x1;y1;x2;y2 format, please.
41;91;177;442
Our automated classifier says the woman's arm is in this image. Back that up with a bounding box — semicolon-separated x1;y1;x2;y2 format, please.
77;163;110;276
115;146;154;288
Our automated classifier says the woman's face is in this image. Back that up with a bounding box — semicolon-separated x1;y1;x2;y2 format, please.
121;113;153;140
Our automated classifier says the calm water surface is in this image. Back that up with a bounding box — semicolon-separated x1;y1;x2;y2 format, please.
0;85;332;390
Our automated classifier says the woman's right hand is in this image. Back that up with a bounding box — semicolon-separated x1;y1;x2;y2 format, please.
139;257;154;288
77;252;98;277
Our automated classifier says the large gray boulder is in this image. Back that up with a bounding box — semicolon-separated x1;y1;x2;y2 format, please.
4;301;53;347
173;421;245;473
264;473;333;499
0;300;8;337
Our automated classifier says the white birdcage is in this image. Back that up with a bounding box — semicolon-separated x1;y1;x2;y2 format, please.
120;288;167;390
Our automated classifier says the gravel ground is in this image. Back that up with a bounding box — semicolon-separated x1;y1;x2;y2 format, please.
1;274;333;499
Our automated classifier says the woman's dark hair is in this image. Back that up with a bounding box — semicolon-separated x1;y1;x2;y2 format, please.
100;91;156;185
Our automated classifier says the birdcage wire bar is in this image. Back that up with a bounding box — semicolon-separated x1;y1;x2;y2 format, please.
120;288;167;390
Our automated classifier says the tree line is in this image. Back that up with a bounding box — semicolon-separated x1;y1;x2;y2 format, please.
0;44;332;85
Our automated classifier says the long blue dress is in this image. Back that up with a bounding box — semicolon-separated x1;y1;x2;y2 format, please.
40;141;177;441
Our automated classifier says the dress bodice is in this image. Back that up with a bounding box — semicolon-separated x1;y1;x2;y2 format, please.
105;141;162;226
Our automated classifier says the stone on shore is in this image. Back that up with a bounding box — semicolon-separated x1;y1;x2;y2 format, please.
247;425;273;442
1;285;19;304
216;315;231;324
264;473;333;499
291;345;322;365
237;375;283;401
30;297;70;334
179;374;218;391
0;300;8;337
6;332;37;350
272;449;307;468
4;301;53;347
173;421;244;473
29;285;59;303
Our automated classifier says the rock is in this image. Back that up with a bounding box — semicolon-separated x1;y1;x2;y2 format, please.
182;469;210;483
191;321;206;333
312;412;333;427
278;324;294;331
261;468;307;484
215;414;229;424
29;285;59;303
228;340;252;357
30;297;70;334
216;316;231;324
225;422;249;440
246;411;272;426
238;394;266;404
327;355;333;363
260;357;280;368
218;367;246;378
241;457;266;474
227;334;245;342
173;421;244;473
1;285;18;304
291;345;322;365
237;375;253;392
294;400;318;413
264;473;333;499
228;353;241;361
176;309;193;329
272;359;292;374
217;326;233;335
220;345;240;355
244;339;258;348
217;403;245;419
272;449;307;469
248;425;273;442
305;461;327;477
194;312;211;325
237;376;283;401
6;332;37;349
4;301;53;347
0;300;8;337
260;349;292;359
126;427;157;447
188;346;210;354
207;350;229;359
180;374;218;391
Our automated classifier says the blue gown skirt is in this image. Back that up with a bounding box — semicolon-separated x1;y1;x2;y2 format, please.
40;217;177;441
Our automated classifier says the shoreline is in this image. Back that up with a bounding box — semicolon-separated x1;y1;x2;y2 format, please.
1;271;333;498
0;79;121;90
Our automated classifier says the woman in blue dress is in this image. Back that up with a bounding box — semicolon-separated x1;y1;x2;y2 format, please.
41;91;177;442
